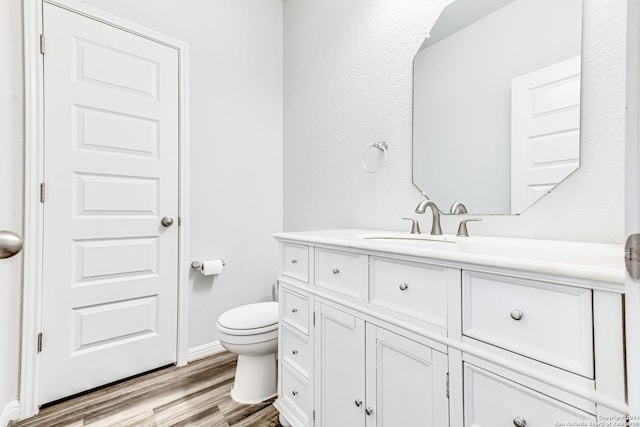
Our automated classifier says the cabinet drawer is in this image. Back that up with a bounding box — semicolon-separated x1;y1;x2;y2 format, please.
282;364;312;425
463;363;595;426
282;327;311;379
370;257;448;330
315;248;368;300
462;271;593;377
281;243;310;283
282;288;310;335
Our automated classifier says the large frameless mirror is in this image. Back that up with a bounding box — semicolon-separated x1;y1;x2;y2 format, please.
412;0;583;214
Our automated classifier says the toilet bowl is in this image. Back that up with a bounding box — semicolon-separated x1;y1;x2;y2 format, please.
216;301;279;404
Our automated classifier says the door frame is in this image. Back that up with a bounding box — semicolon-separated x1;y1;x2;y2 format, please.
21;0;191;417
626;0;640;415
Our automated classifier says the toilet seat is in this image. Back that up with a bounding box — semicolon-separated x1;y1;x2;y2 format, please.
217;301;278;336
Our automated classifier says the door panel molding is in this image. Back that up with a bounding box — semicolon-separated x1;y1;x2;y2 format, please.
21;0;190;417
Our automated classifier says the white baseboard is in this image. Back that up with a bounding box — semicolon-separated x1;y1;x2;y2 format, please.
187;340;225;362
0;401;19;427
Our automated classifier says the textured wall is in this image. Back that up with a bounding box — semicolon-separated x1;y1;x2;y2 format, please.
283;0;626;244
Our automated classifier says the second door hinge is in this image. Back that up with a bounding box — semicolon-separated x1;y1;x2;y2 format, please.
37;332;43;353
39;34;45;54
40;183;46;203
446;372;450;398
313;311;316;327
312;410;315;424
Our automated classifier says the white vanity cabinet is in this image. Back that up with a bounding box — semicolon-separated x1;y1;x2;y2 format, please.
273;230;627;427
315;301;449;427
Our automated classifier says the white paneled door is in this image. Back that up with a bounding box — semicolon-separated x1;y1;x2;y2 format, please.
39;3;179;404
510;56;581;214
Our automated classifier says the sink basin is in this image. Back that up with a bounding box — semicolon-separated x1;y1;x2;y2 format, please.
358;233;459;244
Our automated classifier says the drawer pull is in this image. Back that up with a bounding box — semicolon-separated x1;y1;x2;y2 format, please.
332;268;340;275
399;282;409;291
510;310;524;321
292;349;299;355
365;406;374;416
291;308;298;313
291;259;298;264
354;399;362;407
513;416;526;427
292;390;298;396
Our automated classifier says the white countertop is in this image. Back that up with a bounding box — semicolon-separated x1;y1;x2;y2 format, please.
273;229;625;286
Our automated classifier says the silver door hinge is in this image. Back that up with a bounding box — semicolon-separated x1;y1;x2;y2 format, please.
40;34;45;54
40;183;46;203
446;373;450;398
313;410;315;423
313;311;316;327
178;217;181;226
37;332;43;353
626;234;640;279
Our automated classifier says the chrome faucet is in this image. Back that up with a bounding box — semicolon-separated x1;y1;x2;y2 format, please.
415;199;442;235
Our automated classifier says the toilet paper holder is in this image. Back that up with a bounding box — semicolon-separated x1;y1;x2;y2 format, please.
191;259;226;270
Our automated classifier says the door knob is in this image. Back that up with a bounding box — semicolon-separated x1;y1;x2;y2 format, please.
0;230;23;259
161;216;174;227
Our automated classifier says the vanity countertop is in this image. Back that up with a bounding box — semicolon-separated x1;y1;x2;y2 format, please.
274;229;625;287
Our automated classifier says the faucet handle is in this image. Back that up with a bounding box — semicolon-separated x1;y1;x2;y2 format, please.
456;218;482;237
402;218;421;234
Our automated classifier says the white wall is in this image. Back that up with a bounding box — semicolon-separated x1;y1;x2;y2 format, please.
283;0;626;244
74;0;284;349
0;0;24;419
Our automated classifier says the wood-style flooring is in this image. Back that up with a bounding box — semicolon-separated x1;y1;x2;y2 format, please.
11;351;282;427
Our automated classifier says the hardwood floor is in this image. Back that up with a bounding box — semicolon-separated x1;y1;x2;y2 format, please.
12;351;282;427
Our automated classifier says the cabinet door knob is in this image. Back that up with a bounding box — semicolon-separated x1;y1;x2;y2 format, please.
354;399;362;407
291;308;298;313
292;390;298;396
513;416;526;427
510;310;524;321
332;268;340;275
291;259;298;264
399;283;409;291
365;406;374;416
292;349;298;355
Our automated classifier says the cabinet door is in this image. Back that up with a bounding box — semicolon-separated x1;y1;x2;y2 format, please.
316;302;366;427
365;325;449;427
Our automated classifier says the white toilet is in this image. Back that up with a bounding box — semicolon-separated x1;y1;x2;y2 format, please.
216;301;279;404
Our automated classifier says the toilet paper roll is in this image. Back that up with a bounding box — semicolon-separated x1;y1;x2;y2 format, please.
200;259;224;276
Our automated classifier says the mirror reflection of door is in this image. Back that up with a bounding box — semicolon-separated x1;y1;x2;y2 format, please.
510;56;581;214
412;0;583;214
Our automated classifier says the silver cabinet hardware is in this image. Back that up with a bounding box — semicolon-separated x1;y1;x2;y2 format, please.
291;259;298;264
332;268;340;275
399;283;409;291
292;390;298;396
292;349;298;355
510;310;524;321
291;308;298;313
365;407;374;416
401;217;421;234
354;399;362;407
513;416;526;427
0;230;23;259
161;216;174;227
456;218;482;237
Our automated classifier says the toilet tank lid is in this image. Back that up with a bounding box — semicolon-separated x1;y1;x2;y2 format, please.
218;301;278;330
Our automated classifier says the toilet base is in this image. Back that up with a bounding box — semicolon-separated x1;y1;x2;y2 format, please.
230;352;277;404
